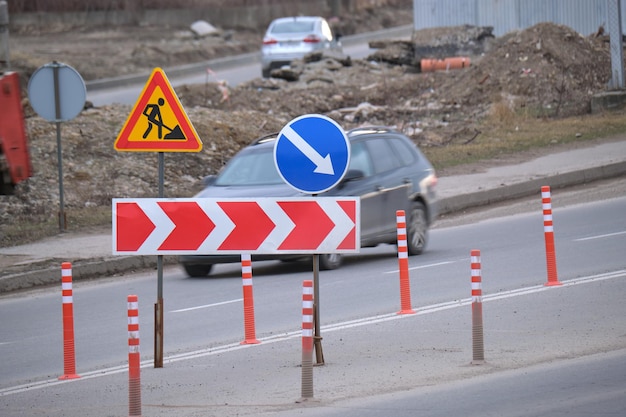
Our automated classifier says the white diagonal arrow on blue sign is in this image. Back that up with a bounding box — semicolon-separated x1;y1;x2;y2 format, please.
281;124;334;175
274;114;350;194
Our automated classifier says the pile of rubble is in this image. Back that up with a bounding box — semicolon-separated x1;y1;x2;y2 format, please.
182;23;611;146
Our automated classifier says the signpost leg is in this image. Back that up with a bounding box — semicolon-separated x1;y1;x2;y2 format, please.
154;294;163;368
55;121;65;232
53;63;65;232
312;254;325;365
154;152;165;368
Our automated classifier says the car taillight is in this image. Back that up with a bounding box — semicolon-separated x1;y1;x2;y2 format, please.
263;38;278;45
303;35;321;43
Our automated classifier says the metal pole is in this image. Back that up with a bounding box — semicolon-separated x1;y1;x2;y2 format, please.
310;190;325;365
154;152;164;368
608;0;625;89
312;254;324;365
52;62;66;232
55;122;65;232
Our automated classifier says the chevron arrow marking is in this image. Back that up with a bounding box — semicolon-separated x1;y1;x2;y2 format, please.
112;197;360;255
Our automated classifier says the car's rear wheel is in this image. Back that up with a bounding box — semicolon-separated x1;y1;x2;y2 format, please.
407;201;428;255
319;254;342;270
183;264;213;277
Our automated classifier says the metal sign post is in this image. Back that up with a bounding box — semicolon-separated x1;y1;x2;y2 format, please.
112;195;360;369
274;114;351;365
28;62;86;232
114;68;202;369
312;253;324;365
608;0;624;89
155;152;165;368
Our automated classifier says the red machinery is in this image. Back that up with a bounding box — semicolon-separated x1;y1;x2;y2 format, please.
0;71;32;194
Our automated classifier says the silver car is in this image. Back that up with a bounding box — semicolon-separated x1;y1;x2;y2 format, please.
179;127;438;277
261;16;342;78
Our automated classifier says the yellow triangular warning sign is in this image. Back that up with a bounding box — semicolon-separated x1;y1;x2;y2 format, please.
114;68;202;152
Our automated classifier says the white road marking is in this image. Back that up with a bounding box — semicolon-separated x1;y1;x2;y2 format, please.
384;259;461;274
170;298;243;313
1;269;624;396
574;230;626;241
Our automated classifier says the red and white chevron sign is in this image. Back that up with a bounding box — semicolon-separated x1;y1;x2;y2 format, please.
112;197;360;255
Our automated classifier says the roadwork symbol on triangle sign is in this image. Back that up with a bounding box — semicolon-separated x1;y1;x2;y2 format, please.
114;67;202;152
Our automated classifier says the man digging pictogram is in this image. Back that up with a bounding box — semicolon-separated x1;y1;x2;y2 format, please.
142;97;186;140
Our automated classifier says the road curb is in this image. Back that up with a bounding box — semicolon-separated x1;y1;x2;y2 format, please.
0;256;178;294
437;161;626;214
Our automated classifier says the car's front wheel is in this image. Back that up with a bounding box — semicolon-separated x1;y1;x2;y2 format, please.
183;263;213;277
407;201;428;255
319;253;342;270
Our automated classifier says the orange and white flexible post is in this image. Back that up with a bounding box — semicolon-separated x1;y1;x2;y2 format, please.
240;254;260;344
127;295;142;417
541;186;562;286
59;262;80;380
301;280;314;400
470;250;485;364
396;210;415;314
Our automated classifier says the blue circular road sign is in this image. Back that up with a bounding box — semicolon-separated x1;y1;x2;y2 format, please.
28;62;86;122
274;114;350;194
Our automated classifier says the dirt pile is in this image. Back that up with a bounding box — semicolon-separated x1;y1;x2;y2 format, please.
179;23;611;146
444;23;611;115
0;19;616;246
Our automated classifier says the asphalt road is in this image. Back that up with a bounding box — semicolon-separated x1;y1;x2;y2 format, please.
269;349;626;417
1;187;625;416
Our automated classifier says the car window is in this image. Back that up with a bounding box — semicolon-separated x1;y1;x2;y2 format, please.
349;142;373;176
271;21;315;34
364;138;402;174
389;138;417;166
215;149;282;186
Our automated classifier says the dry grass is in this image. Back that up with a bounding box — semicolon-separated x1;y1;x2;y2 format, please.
424;107;626;170
5;207;112;243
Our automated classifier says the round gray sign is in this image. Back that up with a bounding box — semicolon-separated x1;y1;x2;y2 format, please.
28;62;86;122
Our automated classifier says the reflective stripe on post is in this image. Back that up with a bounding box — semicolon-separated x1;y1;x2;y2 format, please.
59;262;80;380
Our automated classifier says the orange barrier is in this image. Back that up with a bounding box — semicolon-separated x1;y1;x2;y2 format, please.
127;295;142;417
420;57;471;72
0;72;33;194
541;186;562;286
240;254;260;345
59;262;80;380
396;210;415;315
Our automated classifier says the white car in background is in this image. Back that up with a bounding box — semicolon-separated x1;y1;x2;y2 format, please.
261;16;343;78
